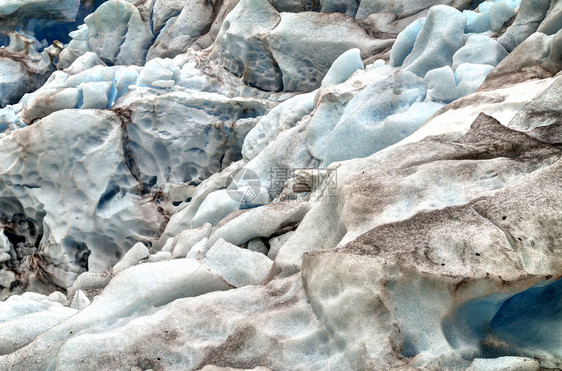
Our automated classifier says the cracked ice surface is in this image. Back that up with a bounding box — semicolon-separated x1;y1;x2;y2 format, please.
0;0;561;369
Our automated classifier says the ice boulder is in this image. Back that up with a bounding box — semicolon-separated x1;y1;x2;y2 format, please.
265;11;392;92
402;5;467;78
206;201;312;248
321;48;364;87
499;0;552;52
212;0;392;92
62;52;106;75
390;18;425;67
147;0;216;60
69;290;90;310
425;64;494;102
136;58;180;89
211;0;283;92
424;66;458;102
490;1;516;31
85;0;153;65
59;0;154;67
320;71;434;165
242;91;315;161
112;242;149;274
191;186;270;228
452;35;508;70
467;9;491;33
19;65;140;124
204;238;273;287
538;0;562;35
454;63;495;96
161;223;212;259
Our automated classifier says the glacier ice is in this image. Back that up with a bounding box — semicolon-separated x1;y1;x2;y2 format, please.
211;0;283;92
452;35;508;70
490;1;516;31
467;357;540;371
162;223;212;259
212;0;393;92
318;70;442;166
204;238;273;287
425;63;495;103
0;292;77;355
402;5;466;78
538;0;562;35
389;18;425;67
490;279;562;362
147;0;215;60
60;0;154;67
482;28;562;89
111;242;149;273
320;48;364;87
242;91;315;161
0;0;561;369
466;8;492;33
498;0;552;51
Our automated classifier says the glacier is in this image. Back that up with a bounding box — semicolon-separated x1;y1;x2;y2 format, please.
0;0;561;370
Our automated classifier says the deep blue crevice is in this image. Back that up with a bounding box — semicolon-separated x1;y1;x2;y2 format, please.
0;0;107;48
489;279;562;355
442;278;562;360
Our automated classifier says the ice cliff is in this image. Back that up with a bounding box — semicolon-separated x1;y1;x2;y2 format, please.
0;0;561;370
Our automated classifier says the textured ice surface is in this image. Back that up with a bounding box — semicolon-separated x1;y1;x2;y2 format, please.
115;89;271;187
425;63;495;102
0;0;561;369
319;70;437;165
147;0;214;60
467;357;540;371
204;238;273;287
499;0;551;51
402;6;466;78
390;18;425;67
320;48;364;87
59;0;153;67
211;0;392;92
243;91;315;161
0;292;76;355
0;0;80;34
490;1;516;31
452;35;508;70
0;109;166;296
211;0;283;91
538;0;562;35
